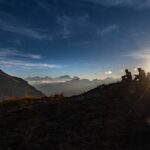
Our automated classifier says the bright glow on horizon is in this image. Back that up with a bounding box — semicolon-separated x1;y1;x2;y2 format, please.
105;71;112;75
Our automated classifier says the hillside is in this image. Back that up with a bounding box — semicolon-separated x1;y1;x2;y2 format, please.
0;82;150;150
0;70;45;101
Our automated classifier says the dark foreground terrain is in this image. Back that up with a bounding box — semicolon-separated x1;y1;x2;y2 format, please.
1;82;150;150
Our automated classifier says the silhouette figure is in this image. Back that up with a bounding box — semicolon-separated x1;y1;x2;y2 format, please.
122;69;132;82
134;68;146;82
147;72;150;82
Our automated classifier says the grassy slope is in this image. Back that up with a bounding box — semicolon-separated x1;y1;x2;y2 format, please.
0;82;150;150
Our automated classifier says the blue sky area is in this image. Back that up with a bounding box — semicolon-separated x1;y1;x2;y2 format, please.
0;0;150;79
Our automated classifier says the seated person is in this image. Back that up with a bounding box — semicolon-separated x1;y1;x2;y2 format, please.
134;68;147;82
122;69;132;82
147;72;150;82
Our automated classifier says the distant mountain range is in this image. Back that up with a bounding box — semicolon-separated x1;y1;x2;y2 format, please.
25;75;72;84
0;69;119;101
0;70;45;101
25;76;119;96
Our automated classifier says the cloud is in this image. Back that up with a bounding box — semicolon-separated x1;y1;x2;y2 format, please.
98;24;119;36
0;48;62;69
0;60;62;69
83;0;150;9
56;15;72;39
0;12;53;40
123;49;150;59
131;31;146;37
56;14;89;39
0;48;41;59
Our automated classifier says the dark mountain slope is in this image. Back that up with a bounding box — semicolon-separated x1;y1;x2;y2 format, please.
0;82;150;149
0;70;45;101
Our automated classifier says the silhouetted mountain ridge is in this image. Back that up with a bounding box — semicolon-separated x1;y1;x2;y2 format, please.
0;70;45;101
57;75;72;79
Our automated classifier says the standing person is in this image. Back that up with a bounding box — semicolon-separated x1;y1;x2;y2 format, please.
134;68;147;82
122;69;132;82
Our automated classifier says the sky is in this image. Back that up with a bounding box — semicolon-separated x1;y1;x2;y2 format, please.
0;0;150;79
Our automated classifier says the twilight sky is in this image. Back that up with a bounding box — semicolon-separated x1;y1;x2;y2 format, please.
0;0;150;79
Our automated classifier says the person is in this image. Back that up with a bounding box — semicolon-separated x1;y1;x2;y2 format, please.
122;69;132;82
147;72;150;82
134;68;147;82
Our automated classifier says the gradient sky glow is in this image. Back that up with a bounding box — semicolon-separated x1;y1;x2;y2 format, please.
0;0;150;79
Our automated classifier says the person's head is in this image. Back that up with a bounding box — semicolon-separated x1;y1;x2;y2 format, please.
125;69;129;73
138;68;142;72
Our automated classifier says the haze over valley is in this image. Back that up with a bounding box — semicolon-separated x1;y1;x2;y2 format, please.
25;75;118;96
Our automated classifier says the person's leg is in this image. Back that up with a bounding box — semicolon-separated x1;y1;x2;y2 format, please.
134;76;138;81
122;76;126;82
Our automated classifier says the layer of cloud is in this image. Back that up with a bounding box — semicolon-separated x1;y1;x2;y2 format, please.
130;31;146;37
56;14;89;39
56;15;72;39
0;48;62;69
83;0;150;9
0;48;41;59
0;11;53;41
123;49;150;59
34;0;91;40
0;60;62;69
98;24;118;36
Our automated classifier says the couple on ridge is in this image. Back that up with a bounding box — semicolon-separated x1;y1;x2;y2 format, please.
122;68;146;83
